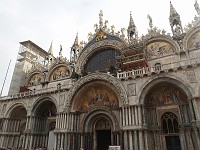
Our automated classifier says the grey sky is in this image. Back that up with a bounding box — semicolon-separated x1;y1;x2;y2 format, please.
0;0;197;96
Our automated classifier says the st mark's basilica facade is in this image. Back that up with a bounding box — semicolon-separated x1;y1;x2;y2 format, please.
0;2;200;150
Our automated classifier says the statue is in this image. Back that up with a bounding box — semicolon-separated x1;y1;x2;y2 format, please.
99;10;103;28
120;28;126;39
111;25;115;34
59;45;63;58
103;20;108;30
94;23;98;33
195;0;200;15
174;24;182;36
147;14;153;29
88;32;93;41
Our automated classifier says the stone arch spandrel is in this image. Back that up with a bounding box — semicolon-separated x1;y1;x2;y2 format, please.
5;102;28;118
76;40;126;73
138;75;194;105
31;95;58;115
64;73;128;111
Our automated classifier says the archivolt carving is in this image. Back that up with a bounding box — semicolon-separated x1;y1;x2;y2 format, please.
80;106;119;132
5;102;27;118
31;95;58;115
76;40;126;73
138;75;194;105
65;73;128;110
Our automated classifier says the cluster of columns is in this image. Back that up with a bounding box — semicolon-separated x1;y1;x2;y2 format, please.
55;112;79;131
0;118;21;148
120;105;146;126
178;102;200;150
123;130;149;150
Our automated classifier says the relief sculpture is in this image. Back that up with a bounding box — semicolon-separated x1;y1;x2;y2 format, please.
74;82;118;111
50;66;70;81
188;32;200;49
146;41;175;59
28;73;42;86
146;86;187;106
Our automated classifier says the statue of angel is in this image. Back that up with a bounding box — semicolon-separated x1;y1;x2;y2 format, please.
111;25;115;34
88;32;93;41
94;23;98;33
59;45;63;57
103;20;108;30
99;10;103;28
194;0;200;15
147;14;153;29
121;28;126;38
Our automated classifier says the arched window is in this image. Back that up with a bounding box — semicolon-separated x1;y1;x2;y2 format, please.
154;63;162;71
84;48;119;76
162;112;179;134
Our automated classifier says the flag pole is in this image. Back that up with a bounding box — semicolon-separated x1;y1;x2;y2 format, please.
0;59;11;97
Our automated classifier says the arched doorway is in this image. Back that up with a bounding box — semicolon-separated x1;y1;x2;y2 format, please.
7;105;27;148
83;111;116;150
144;81;189;150
32;99;57;148
161;112;181;150
94;117;111;150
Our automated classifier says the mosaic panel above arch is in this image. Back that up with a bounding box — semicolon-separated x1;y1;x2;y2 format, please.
145;83;187;107
146;41;175;59
49;66;70;81
28;73;42;86
73;81;119;111
187;31;200;49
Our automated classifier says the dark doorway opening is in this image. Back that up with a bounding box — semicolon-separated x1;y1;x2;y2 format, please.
97;130;111;150
165;136;181;150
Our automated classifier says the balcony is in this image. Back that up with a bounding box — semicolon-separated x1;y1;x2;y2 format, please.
0;84;72;101
117;57;200;80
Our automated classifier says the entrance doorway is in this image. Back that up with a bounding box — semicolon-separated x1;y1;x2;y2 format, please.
94;117;112;150
96;130;111;150
165;136;181;150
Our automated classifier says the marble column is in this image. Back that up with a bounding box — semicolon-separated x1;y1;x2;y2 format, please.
179;128;187;150
123;131;128;150
139;130;144;150
129;131;133;150
134;131;138;150
192;98;200;120
188;99;195;121
144;130;149;150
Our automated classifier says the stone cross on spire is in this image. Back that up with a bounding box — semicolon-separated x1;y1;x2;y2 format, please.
99;10;103;28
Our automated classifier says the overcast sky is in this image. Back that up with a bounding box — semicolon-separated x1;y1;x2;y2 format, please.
0;0;198;96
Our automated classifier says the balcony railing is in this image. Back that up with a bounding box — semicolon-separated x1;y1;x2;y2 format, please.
0;84;72;101
117;57;200;79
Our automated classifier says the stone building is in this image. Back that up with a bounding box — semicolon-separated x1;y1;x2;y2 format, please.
0;2;200;150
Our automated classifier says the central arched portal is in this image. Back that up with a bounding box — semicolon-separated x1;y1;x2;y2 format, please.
95;117;111;150
83;111;116;150
71;78;122;150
